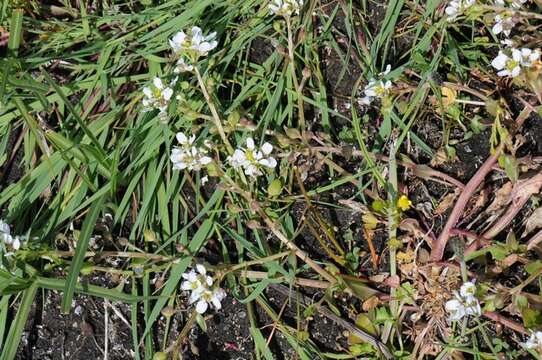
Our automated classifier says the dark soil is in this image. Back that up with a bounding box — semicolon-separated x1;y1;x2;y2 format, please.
16;291;132;360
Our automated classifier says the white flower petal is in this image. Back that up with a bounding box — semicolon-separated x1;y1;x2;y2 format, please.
195;299;208;314
491;52;508;70
153;77;163;89
261;142;273;155
196;264;206;275
143;87;153;98
246;137;255;150
176;132;188;145
162;88;173;101
181;281;192;290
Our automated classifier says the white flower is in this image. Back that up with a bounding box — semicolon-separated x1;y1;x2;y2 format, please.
170;132;213;171
268;0;304;17
142;77;176;120
445;281;482;321
0;220;21;251
492;13;515;36
181;264;213;294
169;26;218;58
173;58;194;73
491;48;522;77
195;287;227;314
459;281;476;297
228;138;277;177
181;264;226;314
360;79;392;105
523;331;542;353
445;0;475;21
519;48;540;67
445;299;466;321
201;176;209;185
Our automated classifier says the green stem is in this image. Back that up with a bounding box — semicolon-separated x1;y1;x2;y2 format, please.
193;66;233;154
285;16;305;130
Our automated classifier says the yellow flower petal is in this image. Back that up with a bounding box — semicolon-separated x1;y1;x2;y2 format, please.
397;195;412;211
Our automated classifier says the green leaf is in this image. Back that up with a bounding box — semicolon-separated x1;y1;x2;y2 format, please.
61;194;106;313
0;282;37;360
526;261;542;275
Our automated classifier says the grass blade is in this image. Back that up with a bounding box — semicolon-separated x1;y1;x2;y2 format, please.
61;194;106;313
0;282;38;360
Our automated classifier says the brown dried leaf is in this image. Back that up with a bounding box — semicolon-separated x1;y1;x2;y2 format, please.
362;296;381;311
430;148;449;167
369;274;387;283
523;207;542;237
435;192;458;215
511;172;542;205
486;182;513;212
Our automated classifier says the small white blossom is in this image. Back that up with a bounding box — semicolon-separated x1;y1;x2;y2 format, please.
0;220;21;251
201;176;209;185
359;65;395;106
492;12;515;36
491;48;522;77
523;331;542;354
173;58;194;74
181;264;226;314
170;132;213;171
228;138;277;177
195;287;227;314
169;27;218;58
360;79;392;105
519;48;540;67
445;0;475;21
142;77;176;120
445;281;482;322
268;0;304;17
181;264;212;294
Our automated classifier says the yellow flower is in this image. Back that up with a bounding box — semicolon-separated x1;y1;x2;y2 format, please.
397;195;412;211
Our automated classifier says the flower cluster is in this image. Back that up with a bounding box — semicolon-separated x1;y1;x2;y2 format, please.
142;77;177;120
491;0;530;36
0;220;21;252
140;26;218;119
228;137;277;177
444;281;482;321
492;12;515;36
444;0;475;21
523;331;542;354
492;47;540;77
491;0;527;37
181;264;226;314
360;64;393;106
170;132;212;171
169;26;218;60
268;0;304;17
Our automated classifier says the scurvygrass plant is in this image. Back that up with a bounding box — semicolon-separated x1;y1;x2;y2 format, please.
2;0;542;359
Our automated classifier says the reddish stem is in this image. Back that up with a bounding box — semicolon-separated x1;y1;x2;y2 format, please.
483;311;528;335
430;146;503;261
